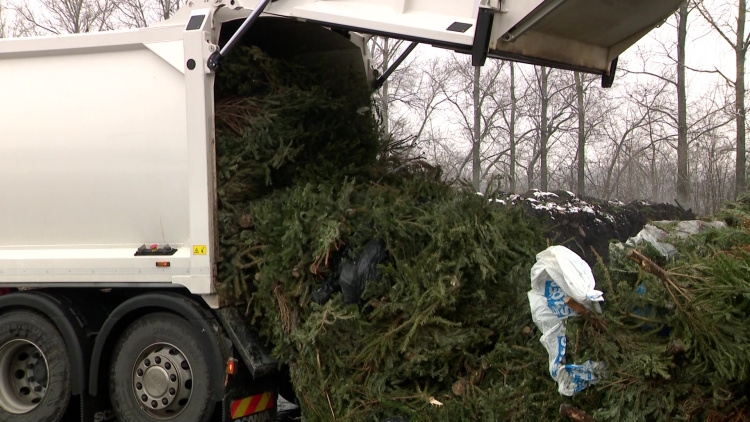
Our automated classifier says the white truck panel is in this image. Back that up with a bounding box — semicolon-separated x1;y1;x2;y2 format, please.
0;24;214;294
0;48;189;246
280;0;476;46
0;248;190;283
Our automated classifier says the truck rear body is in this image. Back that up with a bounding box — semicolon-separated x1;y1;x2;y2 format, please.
0;0;681;302
0;2;683;421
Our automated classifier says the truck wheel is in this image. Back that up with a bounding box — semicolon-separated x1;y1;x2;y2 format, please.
109;313;214;422
0;311;71;422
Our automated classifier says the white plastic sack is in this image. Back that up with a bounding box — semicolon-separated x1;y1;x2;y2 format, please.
652;219;728;237
626;224;678;259
528;245;604;396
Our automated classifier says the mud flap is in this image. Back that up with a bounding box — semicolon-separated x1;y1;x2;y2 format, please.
214;307;277;379
221;350;278;422
223;389;276;422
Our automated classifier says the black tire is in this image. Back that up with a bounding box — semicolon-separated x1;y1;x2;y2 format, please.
108;312;215;422
0;311;72;422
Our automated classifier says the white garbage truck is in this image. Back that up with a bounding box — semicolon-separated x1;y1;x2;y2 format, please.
0;1;681;421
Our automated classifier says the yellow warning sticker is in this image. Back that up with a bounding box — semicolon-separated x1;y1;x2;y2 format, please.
193;245;207;255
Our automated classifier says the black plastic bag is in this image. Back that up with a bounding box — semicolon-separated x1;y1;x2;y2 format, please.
339;239;388;305
312;279;339;305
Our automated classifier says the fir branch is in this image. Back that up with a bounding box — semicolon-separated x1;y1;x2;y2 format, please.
626;249;694;306
560;404;594;422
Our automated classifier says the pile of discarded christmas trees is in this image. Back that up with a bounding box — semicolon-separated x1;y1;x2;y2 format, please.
213;45;750;421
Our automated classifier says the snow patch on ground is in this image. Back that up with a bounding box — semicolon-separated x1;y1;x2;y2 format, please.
533;190;559;199
581;205;596;214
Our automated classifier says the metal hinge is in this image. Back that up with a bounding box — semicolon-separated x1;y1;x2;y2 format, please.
207;0;275;70
480;0;505;12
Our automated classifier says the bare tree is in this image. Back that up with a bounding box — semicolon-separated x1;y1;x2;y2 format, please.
402;57;453;156
0;1;8;37
595;80;672;199
0;0;31;37
507;63;518;192
369;36;417;154
441;57;508;191
575;72;586;195
623;1;736;208
626;2;694;206
691;104;736;213
496;63;535;193
369;39;458;165
11;0;117;34
115;0;181;28
524;66;575;191
571;72;606;196
644;110;674;202
676;1;691;207
375;51;454;167
471;65;482;190
370;37;403;137
697;0;749;198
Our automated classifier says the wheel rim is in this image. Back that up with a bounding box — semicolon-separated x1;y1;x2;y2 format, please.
0;339;49;414
131;343;193;420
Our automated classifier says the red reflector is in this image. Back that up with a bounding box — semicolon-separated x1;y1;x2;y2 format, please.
230;392;274;419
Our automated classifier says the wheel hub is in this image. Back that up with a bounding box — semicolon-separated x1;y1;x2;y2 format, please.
143;366;169;398
132;343;192;419
0;339;49;414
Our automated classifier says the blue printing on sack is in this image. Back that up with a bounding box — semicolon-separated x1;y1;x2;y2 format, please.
544;280;575;318
550;335;566;377
563;361;599;393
